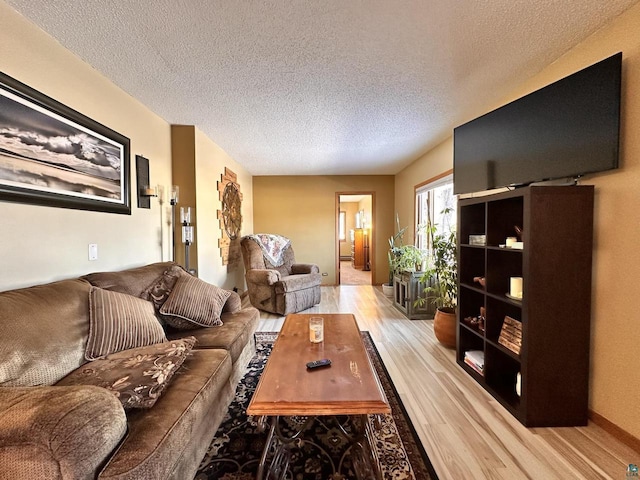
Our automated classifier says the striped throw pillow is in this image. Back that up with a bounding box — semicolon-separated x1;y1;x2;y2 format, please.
159;275;231;329
86;287;166;360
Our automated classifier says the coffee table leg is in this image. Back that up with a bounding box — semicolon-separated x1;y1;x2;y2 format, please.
255;416;275;480
350;415;383;480
256;414;383;480
256;416;312;480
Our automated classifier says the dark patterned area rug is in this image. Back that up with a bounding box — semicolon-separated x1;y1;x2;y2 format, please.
195;332;438;480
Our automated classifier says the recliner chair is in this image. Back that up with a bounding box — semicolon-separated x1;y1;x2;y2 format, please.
240;235;321;315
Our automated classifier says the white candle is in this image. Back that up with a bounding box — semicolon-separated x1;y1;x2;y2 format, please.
506;237;517;247
142;186;156;196
510;277;523;298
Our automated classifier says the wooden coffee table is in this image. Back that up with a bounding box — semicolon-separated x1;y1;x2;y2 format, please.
247;313;390;479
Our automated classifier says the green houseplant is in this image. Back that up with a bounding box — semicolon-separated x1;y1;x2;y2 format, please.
417;207;458;347
383;214;407;296
419;229;457;309
384;215;428;296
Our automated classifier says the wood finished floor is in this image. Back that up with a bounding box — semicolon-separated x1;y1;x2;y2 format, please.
252;285;638;480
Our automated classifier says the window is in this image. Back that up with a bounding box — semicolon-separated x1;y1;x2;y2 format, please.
339;211;346;241
416;174;456;251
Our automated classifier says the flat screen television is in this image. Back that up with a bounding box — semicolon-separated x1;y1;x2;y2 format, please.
453;52;621;195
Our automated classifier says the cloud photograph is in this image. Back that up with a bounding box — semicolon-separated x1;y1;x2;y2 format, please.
0;89;124;202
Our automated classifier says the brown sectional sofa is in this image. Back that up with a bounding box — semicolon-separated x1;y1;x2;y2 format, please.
0;262;260;479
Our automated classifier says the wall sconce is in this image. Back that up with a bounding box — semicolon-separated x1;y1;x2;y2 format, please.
142;185;159;197
136;155;154;209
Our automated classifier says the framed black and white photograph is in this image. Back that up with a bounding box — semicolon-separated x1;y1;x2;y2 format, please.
0;72;130;214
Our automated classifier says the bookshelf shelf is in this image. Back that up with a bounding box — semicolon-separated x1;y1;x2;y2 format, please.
456;186;594;427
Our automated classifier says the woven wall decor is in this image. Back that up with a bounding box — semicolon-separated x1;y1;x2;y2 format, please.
217;167;242;266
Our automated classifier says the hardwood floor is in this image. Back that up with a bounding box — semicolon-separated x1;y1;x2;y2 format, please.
253;285;638;480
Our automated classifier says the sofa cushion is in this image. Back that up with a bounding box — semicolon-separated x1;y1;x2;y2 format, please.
83;262;175;298
166;307;260;363
143;264;188;325
86;287;166;360
222;291;242;313
98;348;233;479
160;275;231;329
59;337;196;409
0;279;91;387
0;385;127;480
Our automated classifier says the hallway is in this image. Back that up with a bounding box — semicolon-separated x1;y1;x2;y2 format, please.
339;260;371;285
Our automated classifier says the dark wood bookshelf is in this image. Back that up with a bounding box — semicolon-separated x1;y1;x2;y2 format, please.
456;185;594;427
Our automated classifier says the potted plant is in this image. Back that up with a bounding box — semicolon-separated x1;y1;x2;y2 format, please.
417;209;458;347
383;214;407;296
396;245;427;272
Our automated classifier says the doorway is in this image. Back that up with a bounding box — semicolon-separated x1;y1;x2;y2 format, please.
337;193;374;285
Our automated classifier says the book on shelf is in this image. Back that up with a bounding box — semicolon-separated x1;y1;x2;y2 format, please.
503;315;522;330
499;329;521;343
463;350;485;374
498;336;522;354
499;315;522;354
464;357;484;375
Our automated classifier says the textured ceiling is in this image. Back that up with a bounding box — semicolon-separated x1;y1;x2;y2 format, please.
4;0;638;175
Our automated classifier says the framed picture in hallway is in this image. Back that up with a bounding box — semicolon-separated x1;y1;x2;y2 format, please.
0;71;131;214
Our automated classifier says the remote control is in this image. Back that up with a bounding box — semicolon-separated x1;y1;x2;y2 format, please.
306;359;331;369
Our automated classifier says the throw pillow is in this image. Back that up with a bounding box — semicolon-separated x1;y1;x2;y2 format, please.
59;337;196;409
159;275;231;329
143;264;188;324
86;287;166;361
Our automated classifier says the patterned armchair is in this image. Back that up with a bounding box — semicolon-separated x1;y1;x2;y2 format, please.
240;235;322;315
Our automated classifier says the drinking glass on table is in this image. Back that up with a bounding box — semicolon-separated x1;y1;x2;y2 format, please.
309;317;324;343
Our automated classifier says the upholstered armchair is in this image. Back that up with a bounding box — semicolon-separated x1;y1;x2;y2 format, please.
241;235;321;315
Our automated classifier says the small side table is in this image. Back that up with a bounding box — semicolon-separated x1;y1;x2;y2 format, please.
393;270;434;319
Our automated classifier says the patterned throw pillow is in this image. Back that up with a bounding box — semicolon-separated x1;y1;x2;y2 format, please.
86;287;166;361
159;275;231;329
59;337;196;409
143;265;188;324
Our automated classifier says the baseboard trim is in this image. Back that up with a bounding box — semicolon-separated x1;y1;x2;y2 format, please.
589;410;640;454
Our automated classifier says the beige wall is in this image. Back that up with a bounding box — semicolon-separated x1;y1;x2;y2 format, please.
171;125;254;290
0;2;253;294
194;129;253;290
171;126;199;271
339;202;359;257
544;3;640;440
253;176;394;285
0;2;172;291
395;138;453;245
359;196;373;228
395;3;640;439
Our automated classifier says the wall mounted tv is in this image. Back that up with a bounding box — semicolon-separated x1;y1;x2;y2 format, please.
453;52;621;195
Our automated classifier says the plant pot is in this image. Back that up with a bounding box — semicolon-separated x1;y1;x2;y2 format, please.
382;283;394;297
433;307;457;348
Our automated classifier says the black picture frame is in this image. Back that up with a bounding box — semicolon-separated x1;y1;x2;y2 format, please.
0;71;131;214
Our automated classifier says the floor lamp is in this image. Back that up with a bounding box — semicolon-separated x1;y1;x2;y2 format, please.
170;185;179;262
181;206;194;274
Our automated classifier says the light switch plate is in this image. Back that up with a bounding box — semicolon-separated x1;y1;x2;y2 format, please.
88;243;98;261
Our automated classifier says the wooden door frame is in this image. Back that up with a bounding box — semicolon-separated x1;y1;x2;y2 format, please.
335;191;375;285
